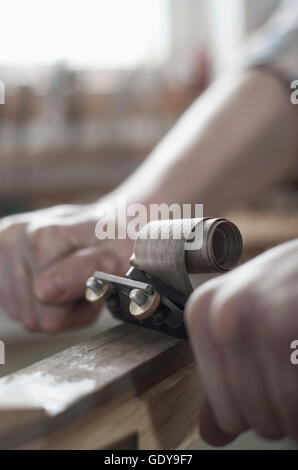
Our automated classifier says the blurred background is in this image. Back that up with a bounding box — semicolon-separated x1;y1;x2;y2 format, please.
1;0;291;213
0;0;297;449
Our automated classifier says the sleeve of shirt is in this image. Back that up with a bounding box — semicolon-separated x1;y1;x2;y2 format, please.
246;0;298;83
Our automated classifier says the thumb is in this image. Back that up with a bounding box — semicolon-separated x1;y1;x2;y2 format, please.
34;246;122;304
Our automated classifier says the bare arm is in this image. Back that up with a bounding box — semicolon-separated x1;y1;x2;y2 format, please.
113;67;298;215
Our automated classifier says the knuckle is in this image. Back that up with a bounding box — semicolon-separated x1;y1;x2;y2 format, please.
260;305;294;354
26;224;56;261
27;226;48;251
211;286;260;343
27;223;71;263
0;215;23;244
185;281;217;334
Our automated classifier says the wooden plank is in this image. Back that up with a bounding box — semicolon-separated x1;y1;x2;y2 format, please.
17;363;202;450
0;323;193;449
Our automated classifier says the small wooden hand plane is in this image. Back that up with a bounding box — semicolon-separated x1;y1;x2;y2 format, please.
85;218;242;338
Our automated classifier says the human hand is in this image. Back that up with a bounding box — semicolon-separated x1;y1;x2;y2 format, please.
0;203;132;332
186;239;298;445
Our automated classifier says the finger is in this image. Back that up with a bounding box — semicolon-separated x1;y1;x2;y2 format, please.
260;301;298;442
12;256;41;331
185;283;247;436
5;251;40;331
269;356;298;442
209;286;284;439
199;397;238;447
35;299;101;333
222;331;284;439
33;246;121;304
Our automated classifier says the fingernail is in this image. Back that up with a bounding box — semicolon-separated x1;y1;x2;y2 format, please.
34;274;65;302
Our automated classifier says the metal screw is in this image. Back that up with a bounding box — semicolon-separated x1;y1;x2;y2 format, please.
86;277;103;294
129;289;148;307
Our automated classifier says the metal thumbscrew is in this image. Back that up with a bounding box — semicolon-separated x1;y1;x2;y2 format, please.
85;277;105;302
129;289;148;307
87;277;103;294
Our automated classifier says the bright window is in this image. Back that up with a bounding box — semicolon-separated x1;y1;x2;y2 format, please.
0;0;170;68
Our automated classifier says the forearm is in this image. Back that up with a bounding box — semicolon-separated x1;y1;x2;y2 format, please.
108;68;298;215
